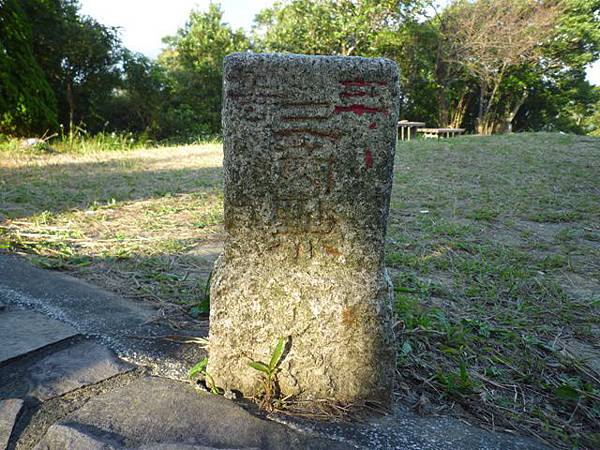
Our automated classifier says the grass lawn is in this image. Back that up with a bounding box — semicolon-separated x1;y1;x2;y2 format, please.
1;132;599;448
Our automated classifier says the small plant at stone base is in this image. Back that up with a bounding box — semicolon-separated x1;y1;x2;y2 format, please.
189;356;222;395
249;336;287;411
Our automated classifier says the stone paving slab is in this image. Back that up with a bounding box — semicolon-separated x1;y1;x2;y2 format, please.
28;340;133;400
277;404;548;450
0;398;23;449
37;377;346;450
33;423;120;450
34;375;549;450
0;308;77;363
137;445;258;450
34;424;260;450
36;423;259;450
36;421;258;450
0;254;206;380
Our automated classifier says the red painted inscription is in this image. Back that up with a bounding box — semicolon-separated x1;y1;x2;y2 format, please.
364;147;374;169
341;79;387;87
334;105;386;115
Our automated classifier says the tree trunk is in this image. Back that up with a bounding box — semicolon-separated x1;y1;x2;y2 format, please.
450;93;467;129
504;91;528;133
66;72;75;132
438;90;449;127
477;83;486;134
479;116;494;135
478;68;505;135
434;38;450;127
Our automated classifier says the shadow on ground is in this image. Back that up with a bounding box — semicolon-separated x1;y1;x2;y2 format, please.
0;158;223;220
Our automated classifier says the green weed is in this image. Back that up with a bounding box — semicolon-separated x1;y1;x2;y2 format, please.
436;362;479;399
249;337;287;411
188;356;222;395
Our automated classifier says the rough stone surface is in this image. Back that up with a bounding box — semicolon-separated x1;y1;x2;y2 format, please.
136;445;258;450
0;308;77;363
276;404;550;450
209;53;400;405
0;254;207;380
35;422;259;450
40;376;347;449
34;423;122;450
0;398;23;449
28;339;133;400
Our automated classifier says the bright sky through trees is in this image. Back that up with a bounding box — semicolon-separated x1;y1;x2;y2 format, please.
79;0;276;57
79;0;599;84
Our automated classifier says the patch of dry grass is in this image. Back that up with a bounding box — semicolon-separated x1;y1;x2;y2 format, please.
0;144;224;322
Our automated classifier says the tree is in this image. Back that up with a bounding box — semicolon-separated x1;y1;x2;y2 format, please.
254;0;423;56
382;19;442;124
0;0;57;135
159;4;250;138
22;0;122;132
515;0;600;133
253;0;434;121
100;51;167;135
585;90;600;136
437;0;563;134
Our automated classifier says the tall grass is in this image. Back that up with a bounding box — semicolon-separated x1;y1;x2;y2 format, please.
0;126;223;154
0;132;148;155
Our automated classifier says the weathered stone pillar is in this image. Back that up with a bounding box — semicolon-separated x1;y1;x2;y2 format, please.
208;53;399;406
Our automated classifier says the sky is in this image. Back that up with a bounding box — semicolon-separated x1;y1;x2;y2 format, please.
79;0;275;58
79;0;600;85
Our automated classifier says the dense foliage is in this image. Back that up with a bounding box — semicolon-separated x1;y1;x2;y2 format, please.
159;4;250;139
0;0;57;134
0;0;599;139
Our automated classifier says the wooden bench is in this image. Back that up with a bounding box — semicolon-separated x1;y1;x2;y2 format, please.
417;128;465;139
398;121;426;141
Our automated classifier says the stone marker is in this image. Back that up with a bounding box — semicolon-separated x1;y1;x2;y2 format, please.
208;53;399;406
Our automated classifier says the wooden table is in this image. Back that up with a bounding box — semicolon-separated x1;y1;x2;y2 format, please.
417;128;465;139
398;121;426;141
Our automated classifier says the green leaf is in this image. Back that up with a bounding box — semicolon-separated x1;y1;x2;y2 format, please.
459;362;470;384
205;372;222;395
188;356;208;379
269;337;286;370
68;256;92;267
249;361;270;374
395;286;417;293
401;340;412;355
440;346;460;355
554;384;580;401
190;297;210;317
